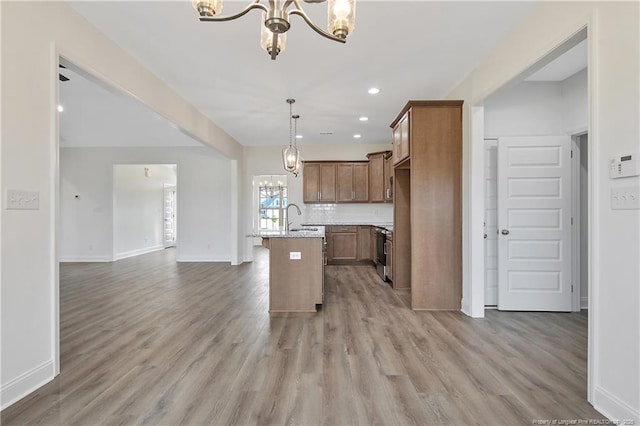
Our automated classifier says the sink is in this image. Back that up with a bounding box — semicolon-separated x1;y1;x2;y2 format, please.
289;227;319;232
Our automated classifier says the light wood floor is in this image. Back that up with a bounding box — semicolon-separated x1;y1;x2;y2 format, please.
2;247;602;425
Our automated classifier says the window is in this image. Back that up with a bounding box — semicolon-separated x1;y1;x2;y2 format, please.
257;178;288;231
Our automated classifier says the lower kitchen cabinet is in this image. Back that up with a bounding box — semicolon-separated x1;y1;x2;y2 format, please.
326;226;357;263
357;226;371;261
326;225;374;265
370;227;377;261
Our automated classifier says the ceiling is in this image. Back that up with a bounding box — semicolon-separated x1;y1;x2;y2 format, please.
59;66;202;147
63;1;541;148
525;39;587;82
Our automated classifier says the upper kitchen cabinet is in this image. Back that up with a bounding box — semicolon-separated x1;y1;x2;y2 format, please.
366;151;391;203
337;162;369;202
392;110;410;165
303;162;336;203
383;152;393;202
392;100;463;311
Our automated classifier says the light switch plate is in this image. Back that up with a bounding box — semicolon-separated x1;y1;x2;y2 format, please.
6;190;40;210
289;251;301;260
611;185;640;210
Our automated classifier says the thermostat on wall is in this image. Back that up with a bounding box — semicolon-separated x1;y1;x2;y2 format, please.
610;152;640;179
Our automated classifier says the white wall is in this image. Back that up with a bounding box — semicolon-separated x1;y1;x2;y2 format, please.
563;68;589;134
60;147;231;263
60;163;178;261
447;1;639;421
113;165;176;260
485;70;587;137
1;0;243;409
243;144;393;259
485;81;565;136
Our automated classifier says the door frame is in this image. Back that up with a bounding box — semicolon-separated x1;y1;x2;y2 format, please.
467;20;597;402
484;138;498;307
571;130;588;312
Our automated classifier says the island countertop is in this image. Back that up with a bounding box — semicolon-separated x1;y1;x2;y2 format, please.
303;222;393;232
248;226;325;239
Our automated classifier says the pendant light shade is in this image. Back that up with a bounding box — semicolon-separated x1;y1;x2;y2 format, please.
282;145;300;172
261;12;287;58
291;114;303;176
282;99;300;174
192;0;223;17
328;0;356;39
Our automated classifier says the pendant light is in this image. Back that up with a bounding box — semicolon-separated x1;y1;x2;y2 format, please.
282;99;300;174
292;114;304;177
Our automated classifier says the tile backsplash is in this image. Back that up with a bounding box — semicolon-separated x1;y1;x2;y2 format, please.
303;203;393;225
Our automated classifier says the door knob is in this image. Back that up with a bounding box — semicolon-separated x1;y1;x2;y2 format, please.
501;229;510;235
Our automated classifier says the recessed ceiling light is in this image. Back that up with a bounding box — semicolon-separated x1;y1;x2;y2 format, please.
353;134;362;139
296;135;303;139
368;88;380;95
359;116;369;122
57;105;64;112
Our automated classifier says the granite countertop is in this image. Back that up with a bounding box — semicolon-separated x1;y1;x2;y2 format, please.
303;222;393;232
249;226;325;238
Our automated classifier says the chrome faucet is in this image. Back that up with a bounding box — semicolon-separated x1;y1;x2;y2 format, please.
285;203;302;233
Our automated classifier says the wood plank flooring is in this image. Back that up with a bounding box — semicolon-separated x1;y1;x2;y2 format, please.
2;247;603;425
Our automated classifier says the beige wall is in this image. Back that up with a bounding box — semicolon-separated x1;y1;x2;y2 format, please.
446;1;639;421
0;1;242;408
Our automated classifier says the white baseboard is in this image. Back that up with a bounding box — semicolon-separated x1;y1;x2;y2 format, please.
115;245;164;261
593;385;640;423
581;296;589;310
59;255;113;262
1;360;55;411
176;257;231;262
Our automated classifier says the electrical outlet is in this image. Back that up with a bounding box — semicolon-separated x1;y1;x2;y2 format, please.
289;251;301;260
6;190;39;210
611;185;640;210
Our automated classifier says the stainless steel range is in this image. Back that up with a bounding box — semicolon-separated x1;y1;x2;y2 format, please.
375;228;388;282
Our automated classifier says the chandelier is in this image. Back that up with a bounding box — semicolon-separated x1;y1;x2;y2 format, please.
192;0;356;60
282;99;303;177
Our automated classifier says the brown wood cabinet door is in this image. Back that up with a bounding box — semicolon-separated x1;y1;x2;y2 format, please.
368;154;384;202
357;226;371;261
370;228;377;260
353;164;369;201
392;125;401;165
399;111;410;161
325;231;333;263
319;164;336;202
330;232;357;260
384;155;393;202
303;163;320;203
336;164;354;202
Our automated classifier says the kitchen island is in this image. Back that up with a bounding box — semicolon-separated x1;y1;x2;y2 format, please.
260;226;325;313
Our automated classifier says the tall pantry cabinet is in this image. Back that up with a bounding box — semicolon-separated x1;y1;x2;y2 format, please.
391;101;463;310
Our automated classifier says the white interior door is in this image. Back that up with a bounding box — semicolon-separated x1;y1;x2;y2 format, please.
163;185;176;248
497;136;572;311
484;139;498;306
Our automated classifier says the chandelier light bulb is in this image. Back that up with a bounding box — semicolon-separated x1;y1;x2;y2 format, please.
328;0;355;39
194;0;356;60
191;0;222;17
333;0;351;19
